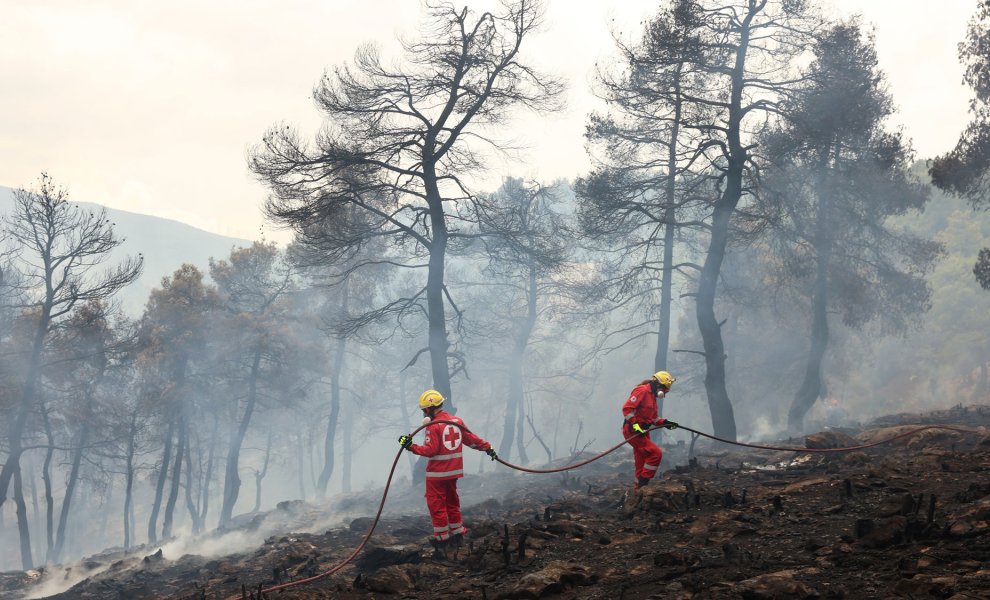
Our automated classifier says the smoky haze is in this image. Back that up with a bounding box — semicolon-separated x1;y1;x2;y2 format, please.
1;0;988;591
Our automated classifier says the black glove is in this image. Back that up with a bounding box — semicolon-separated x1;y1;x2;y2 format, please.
663;420;679;430
398;434;413;449
485;448;498;461
632;423;648;436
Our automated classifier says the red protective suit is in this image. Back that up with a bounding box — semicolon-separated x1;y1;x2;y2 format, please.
621;382;668;484
408;410;491;541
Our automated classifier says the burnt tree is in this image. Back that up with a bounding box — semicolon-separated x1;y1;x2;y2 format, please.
475;178;574;463
0;174;140;568
761;21;942;431
577;3;714;377
139;265;217;542
211;243;294;528
251;0;563;410
635;0;817;440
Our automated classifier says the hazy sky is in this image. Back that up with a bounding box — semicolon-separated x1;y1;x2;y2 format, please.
0;0;977;242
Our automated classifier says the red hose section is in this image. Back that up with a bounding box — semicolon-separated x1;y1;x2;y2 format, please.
248;450;401;596
679;424;981;453
242;420;427;597
232;420;982;597
492;424;652;473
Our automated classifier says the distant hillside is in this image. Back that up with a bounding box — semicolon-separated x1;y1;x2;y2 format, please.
0;185;252;316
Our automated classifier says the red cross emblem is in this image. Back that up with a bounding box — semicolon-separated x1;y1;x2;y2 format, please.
442;425;461;451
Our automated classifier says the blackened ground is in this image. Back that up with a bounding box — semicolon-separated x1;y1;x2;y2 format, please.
5;405;990;600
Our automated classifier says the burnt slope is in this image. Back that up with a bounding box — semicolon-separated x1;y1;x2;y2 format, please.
5;405;990;600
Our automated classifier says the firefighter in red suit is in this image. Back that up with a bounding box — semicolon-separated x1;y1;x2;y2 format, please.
399;389;496;552
622;371;679;489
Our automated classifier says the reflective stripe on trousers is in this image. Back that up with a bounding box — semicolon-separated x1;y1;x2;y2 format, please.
425;478;462;541
625;426;663;481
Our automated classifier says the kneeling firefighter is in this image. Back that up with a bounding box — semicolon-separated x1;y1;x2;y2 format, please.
622;371;679;489
398;390;497;550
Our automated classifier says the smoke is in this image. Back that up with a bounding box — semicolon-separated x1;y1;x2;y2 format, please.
744;416;782;443
157;502;367;561
22;562;112;600
13;492;397;599
161;512;347;559
159;527;270;561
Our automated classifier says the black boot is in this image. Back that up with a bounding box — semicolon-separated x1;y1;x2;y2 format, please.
430;537;449;559
449;531;463;557
637;477;651;489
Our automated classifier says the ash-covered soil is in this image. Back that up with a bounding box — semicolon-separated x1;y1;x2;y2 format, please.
4;405;990;600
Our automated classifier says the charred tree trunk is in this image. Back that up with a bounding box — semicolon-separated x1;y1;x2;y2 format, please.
219;346;262;527
14;464;32;569
96;480;114;554
515;388;527;465
51;418;90;563
696;198;740;441
307;425;318;493
253;428;273;512
317;283;348;498
500;264;538;462
161;415;187;540
502;352;525;462
653;80;682;449
655;214;676;373
128;497;136;550
424;159;454;412
184;435;202;534
199;415;218;528
41;405;55;557
52;368;102;563
695;13;755;443
789;165;834;432
296;432;307;499
25;453;41;557
53;345;107;562
655;63;683;375
147;418;174;545
123;412;137;550
67;485;85;559
342;397;353;493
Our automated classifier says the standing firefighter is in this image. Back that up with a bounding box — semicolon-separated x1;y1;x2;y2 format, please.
399;389;497;555
622;371;679;489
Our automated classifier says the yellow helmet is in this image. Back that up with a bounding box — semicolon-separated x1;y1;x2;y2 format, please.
418;389;445;409
653;371;675;388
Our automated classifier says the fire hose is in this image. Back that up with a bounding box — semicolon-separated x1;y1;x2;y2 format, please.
233;420;982;598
